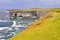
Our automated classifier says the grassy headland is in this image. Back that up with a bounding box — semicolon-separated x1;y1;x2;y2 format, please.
9;9;60;40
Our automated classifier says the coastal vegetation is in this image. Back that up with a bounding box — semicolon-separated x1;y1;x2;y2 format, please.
9;8;60;40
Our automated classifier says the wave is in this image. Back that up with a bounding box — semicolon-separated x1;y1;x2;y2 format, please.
12;21;27;27
0;20;10;22
0;20;13;27
0;27;9;30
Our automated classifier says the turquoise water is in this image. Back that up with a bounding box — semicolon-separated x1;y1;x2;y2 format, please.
0;10;38;40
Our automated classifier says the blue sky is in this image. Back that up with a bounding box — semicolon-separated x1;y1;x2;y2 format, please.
0;0;60;9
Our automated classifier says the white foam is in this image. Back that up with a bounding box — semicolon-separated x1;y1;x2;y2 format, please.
0;39;5;40
0;20;8;22
15;25;23;27
0;20;3;22
12;21;16;26
5;11;9;13
12;21;27;27
0;27;9;30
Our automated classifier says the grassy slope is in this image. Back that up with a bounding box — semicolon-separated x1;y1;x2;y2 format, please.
9;12;60;40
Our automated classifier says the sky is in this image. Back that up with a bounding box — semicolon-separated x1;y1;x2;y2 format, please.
0;0;60;9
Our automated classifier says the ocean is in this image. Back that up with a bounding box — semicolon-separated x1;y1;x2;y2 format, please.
0;10;38;40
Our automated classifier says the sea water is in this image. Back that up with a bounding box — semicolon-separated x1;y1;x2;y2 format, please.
0;10;38;40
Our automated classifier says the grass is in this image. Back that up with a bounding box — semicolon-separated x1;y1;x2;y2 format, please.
9;12;60;40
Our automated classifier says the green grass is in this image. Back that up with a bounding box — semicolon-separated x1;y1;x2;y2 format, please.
9;12;60;40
